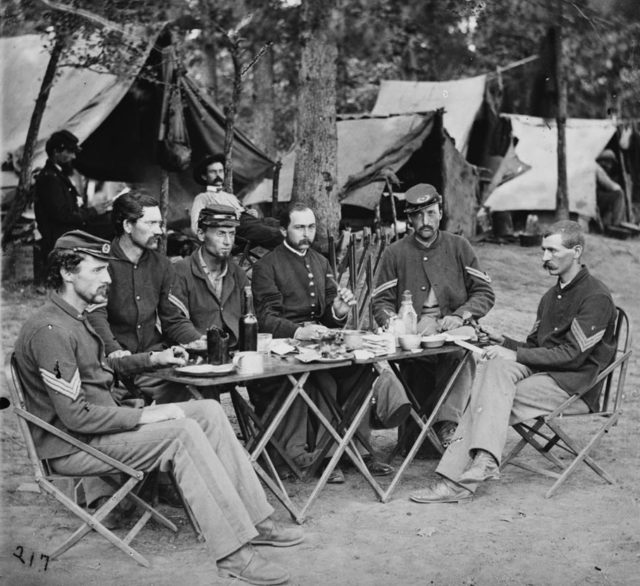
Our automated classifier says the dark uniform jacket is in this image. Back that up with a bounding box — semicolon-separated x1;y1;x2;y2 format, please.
34;159;89;256
171;247;247;347
502;266;616;410
14;294;152;461
251;243;345;338
372;231;495;326
87;238;200;355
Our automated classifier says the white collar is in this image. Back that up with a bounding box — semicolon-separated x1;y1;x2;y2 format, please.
284;240;308;257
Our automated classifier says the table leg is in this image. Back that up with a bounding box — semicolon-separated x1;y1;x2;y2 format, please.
295;382;386;520
380;351;471;503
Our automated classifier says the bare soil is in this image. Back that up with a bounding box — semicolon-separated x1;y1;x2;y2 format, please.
2;234;639;585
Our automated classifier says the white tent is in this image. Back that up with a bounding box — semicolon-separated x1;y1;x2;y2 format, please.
484;115;617;219
370;75;487;156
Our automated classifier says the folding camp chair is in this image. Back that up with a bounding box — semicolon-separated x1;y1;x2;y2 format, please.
5;353;195;567
502;306;632;498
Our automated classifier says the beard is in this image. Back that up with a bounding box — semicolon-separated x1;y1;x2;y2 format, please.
59;161;75;176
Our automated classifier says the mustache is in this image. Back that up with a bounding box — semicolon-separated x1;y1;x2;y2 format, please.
543;261;555;269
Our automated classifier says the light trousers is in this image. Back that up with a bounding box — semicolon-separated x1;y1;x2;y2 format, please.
51;400;274;560
436;359;589;492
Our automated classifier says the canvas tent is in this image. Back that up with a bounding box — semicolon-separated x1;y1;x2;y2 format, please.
243;111;479;237
484;114;617;219
0;33;275;226
370;75;487;157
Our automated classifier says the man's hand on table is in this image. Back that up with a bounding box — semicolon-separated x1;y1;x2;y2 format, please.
482;345;517;361
439;315;464;331
139;403;186;424
149;346;189;367
294;324;330;341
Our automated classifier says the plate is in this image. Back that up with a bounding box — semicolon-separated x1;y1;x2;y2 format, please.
175;364;235;377
443;334;472;342
295;352;352;364
315;354;352;363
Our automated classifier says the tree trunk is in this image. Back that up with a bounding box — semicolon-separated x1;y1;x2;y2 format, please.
251;45;276;157
292;0;340;251
203;37;218;101
2;34;65;249
222;46;242;194
554;3;569;220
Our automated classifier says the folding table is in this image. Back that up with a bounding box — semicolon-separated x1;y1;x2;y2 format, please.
152;343;471;520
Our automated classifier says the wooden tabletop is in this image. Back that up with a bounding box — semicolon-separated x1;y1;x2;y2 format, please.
151;344;466;387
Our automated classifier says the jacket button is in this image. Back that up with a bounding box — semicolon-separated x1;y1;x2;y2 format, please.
423;256;428;261
310;292;315;297
309;281;314;286
557;295;562;299
137;324;142;329
136;295;141;300
421;286;426;291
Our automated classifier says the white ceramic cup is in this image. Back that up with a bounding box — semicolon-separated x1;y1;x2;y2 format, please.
233;351;264;374
257;333;273;354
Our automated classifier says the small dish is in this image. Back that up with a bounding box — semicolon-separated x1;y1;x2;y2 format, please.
175;364;234;377
398;334;421;350
421;334;447;348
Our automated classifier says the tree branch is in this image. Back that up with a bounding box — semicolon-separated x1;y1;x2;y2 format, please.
39;0;140;42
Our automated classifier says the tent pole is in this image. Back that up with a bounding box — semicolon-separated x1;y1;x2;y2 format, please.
271;160;282;218
160;169;169;254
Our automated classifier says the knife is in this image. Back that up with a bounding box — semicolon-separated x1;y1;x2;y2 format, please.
451;338;486;355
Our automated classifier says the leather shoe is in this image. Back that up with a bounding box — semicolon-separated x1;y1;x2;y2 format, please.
435;421;458;449
218;544;289;585
327;466;345;484
410;478;473;504
363;455;394;477
458;449;500;484
252;518;304;547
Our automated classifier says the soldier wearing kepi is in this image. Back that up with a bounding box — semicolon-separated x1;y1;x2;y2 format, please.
372;183;495;449
410;220;617;503
171;205;247;345
14;230;302;585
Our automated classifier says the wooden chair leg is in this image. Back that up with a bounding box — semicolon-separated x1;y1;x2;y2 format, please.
42;477;151;567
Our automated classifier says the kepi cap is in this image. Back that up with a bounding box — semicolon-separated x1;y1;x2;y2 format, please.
404;183;442;214
198;205;240;230
46;130;81;153
54;230;114;260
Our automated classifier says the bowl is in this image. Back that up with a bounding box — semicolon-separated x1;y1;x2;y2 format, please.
421;334;447;348
398;334;421;351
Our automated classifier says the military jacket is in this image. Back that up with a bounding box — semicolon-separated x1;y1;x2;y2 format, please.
372;231;495;326
171;247;247;347
503;266;616;410
251;243;345;338
87;238;201;355
14;294;151;460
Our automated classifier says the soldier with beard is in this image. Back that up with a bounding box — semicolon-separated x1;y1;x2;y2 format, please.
86;189;202;404
34;131;93;267
171;205;247;346
190;153;283;250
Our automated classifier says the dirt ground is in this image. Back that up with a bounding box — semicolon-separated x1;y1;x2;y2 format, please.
1;234;639;585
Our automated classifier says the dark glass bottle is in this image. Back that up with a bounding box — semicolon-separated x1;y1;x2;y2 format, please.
238;286;258;351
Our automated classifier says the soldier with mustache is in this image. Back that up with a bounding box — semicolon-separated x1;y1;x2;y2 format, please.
87;189;202;404
410;220;617;503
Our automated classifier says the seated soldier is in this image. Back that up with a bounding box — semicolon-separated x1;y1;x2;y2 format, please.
14;230;302;585
251;203;392;482
372;184;495;451
171;205;246;344
409;221;617;503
